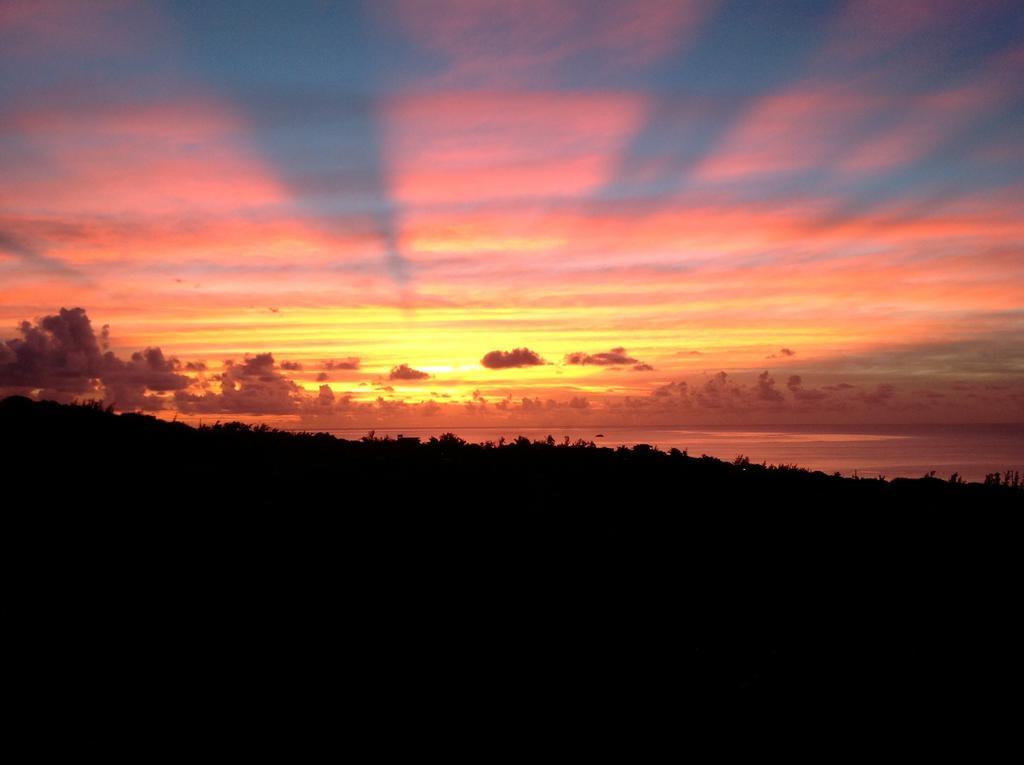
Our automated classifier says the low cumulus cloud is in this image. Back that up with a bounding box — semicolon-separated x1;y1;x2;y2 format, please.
630;369;923;419
316;384;334;406
174;353;305;414
480;347;545;369
0;307;188;408
641;371;839;415
693;371;741;409
787;375;827;402
652;381;689;398
0;308;104;395
8;310;1005;424
103;347;191;408
324;358;360;370
565;347;643;367
389;363;430;381
755;371;785;403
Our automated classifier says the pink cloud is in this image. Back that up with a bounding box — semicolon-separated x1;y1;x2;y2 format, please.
384;0;713;87
836;83;1009;175
383;92;647;205
1;96;288;217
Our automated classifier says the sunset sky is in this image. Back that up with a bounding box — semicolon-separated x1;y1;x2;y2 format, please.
1;0;1022;427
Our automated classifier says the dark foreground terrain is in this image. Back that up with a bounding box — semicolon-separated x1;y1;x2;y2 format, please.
2;395;1021;716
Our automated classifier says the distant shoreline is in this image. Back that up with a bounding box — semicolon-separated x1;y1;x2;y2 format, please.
3;395;1020;492
280;422;1024;483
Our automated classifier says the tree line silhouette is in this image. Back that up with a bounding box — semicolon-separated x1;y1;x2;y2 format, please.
2;394;1020;703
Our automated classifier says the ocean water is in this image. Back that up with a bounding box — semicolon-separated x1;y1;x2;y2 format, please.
304;424;1024;482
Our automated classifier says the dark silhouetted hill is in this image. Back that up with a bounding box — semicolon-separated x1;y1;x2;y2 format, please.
2;395;1020;710
3;395;1018;511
